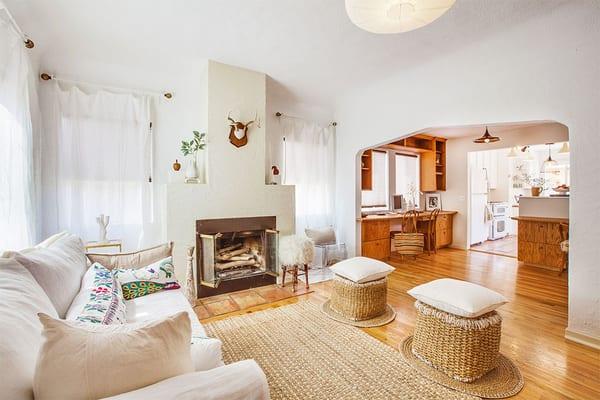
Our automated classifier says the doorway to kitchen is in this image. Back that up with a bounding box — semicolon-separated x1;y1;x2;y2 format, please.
468;140;570;258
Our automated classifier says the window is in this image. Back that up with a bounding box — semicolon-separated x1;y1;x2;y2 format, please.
361;150;388;211
395;153;420;209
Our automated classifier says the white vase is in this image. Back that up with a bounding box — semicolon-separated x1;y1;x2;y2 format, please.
185;158;198;180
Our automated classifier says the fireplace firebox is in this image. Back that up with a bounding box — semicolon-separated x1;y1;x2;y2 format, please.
196;216;278;298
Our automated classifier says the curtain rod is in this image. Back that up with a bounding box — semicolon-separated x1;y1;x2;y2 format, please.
39;73;174;99
275;111;337;127
0;5;34;48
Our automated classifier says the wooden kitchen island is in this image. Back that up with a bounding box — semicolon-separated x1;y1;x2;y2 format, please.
512;216;568;271
360;211;457;260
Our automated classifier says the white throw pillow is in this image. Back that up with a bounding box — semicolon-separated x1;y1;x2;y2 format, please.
14;234;87;317
0;259;59;400
407;278;508;318
329;256;395;283
66;263;127;324
34;312;194;400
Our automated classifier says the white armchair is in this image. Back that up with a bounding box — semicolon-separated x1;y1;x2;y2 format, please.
304;227;347;268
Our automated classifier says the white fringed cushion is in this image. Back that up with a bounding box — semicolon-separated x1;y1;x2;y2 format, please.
329;256;395;283
279;235;315;265
408;278;508;318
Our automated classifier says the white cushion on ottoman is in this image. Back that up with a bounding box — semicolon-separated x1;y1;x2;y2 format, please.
330;256;395;283
408;278;508;318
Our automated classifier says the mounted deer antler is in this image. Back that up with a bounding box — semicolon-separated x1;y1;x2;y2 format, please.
227;112;257;148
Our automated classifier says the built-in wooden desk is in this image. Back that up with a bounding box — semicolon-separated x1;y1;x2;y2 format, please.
359;211;457;260
511;216;568;271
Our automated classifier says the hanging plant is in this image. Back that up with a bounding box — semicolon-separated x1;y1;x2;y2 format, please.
181;131;206;158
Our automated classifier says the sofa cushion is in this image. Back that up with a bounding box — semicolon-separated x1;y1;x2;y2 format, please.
0;258;58;400
125;289;224;371
34;312;194;400
66;263;127;324
407;278;508;318
114;256;180;300
13;234;87;317
87;242;173;270
329;256;395;283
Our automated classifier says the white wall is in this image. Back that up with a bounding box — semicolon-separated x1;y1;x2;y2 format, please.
334;1;600;342
166;61;295;283
265;78;334;183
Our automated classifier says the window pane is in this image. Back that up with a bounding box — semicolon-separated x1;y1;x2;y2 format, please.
361;151;388;209
395;154;420;208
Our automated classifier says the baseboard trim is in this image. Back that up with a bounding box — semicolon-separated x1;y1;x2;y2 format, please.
565;328;600;350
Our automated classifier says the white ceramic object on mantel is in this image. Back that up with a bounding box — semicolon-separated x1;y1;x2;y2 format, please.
185;158;199;180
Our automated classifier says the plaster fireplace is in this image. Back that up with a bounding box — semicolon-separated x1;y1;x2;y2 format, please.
196;216;278;297
165;61;295;293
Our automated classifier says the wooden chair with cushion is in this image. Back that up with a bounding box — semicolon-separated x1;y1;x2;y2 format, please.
393;210;424;260
424;208;441;255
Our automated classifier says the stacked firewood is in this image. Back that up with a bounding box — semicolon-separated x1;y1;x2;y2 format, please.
215;242;264;271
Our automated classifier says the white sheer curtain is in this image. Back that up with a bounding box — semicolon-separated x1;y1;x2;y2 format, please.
43;82;156;250
0;8;41;250
282;118;335;234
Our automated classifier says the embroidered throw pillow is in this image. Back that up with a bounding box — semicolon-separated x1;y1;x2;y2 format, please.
66;263;127;324
114;256;180;300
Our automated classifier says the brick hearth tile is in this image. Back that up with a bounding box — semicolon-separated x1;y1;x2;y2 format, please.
204;299;240;316
255;286;293;302
230;290;267;309
201;293;233;305
193;304;211;319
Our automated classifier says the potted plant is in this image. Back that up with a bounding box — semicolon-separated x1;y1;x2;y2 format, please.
180;131;206;180
526;176;546;197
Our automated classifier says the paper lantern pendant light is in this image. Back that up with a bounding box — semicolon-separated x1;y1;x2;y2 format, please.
345;0;456;34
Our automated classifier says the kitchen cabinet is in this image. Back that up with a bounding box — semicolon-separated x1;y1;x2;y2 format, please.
514;217;568;271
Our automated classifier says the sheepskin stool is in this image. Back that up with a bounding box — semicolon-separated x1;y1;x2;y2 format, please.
279;235;315;292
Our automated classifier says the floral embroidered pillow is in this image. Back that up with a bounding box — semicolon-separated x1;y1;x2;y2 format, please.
114;256;180;300
66;263;127;324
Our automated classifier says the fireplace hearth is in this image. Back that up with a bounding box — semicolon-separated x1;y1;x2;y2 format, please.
196;216;278;298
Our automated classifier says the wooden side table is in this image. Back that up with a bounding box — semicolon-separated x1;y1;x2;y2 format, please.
85;240;122;253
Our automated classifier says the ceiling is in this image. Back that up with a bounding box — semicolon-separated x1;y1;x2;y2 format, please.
5;0;569;110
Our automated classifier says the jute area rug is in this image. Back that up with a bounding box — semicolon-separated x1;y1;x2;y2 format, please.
205;301;477;400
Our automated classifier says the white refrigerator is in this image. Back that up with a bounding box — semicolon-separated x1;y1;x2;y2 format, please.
470;164;490;246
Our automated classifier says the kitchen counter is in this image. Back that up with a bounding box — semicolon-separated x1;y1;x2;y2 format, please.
511;216;569;224
518;196;569;219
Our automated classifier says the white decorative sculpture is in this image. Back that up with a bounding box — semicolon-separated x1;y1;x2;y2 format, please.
185;246;197;305
96;214;110;243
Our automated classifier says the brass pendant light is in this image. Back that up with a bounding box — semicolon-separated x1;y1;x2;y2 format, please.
473;126;500;144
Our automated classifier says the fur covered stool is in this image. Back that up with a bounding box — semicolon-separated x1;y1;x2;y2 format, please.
279;235;314;292
321;257;396;327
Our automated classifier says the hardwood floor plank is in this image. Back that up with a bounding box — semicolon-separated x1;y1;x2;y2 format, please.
199;248;600;400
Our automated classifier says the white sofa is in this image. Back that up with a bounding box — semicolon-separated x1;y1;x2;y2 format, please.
0;235;269;400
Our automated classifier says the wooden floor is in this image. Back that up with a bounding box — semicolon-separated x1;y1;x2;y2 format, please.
200;248;600;400
471;235;518;258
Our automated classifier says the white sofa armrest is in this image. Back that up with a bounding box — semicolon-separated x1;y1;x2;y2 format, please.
101;360;269;400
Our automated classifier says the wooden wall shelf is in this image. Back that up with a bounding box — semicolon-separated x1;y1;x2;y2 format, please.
361;149;373;190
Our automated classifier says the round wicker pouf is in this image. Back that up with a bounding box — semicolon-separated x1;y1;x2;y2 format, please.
412;300;502;383
322;275;396;327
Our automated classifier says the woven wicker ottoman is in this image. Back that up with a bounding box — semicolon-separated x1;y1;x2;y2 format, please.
322;257;396;327
412;300;502;382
